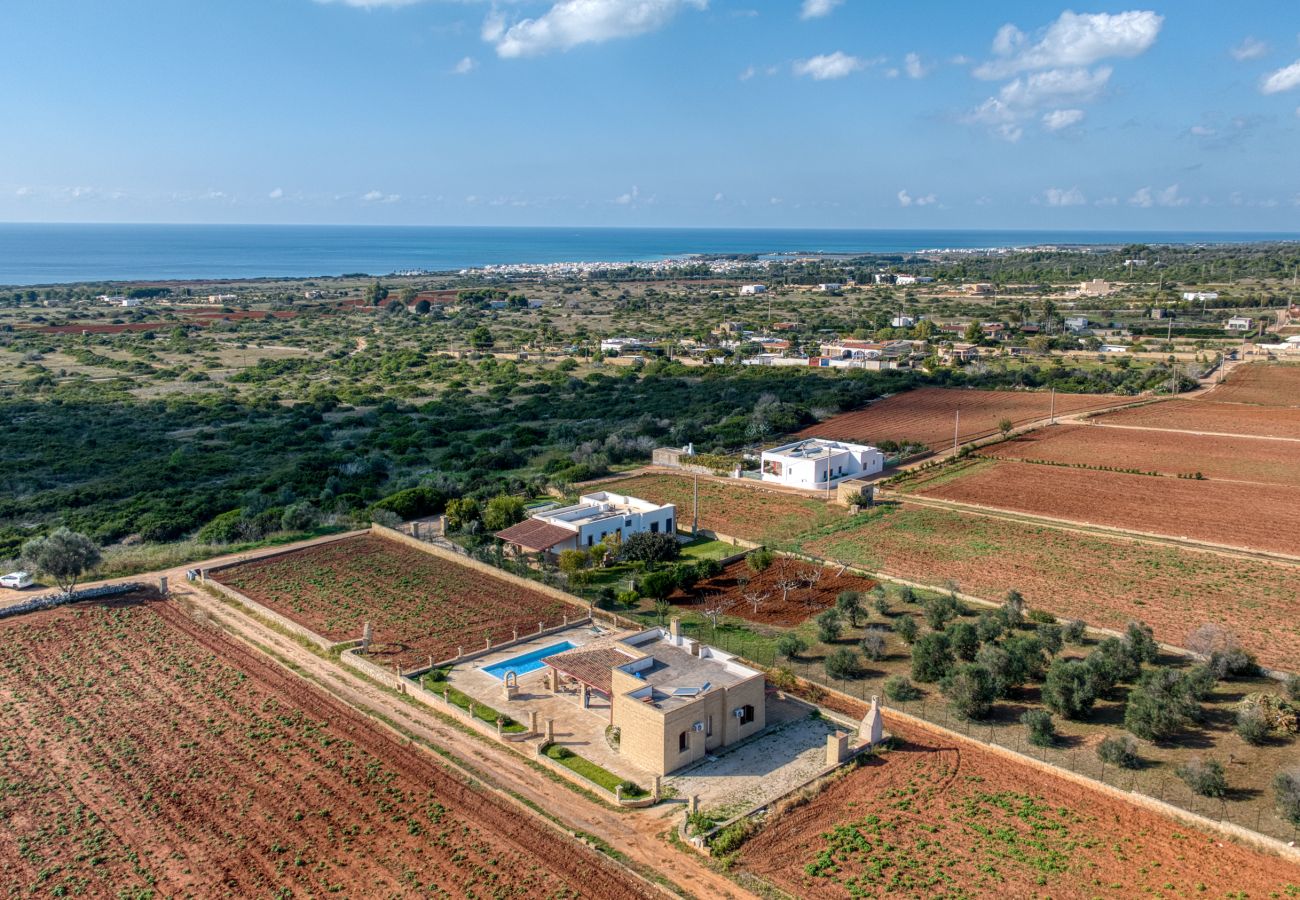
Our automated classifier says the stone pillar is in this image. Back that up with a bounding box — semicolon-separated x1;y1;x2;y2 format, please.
562;613;568;627
827;731;849;766
512;626;519;642
361;621;373;654
544;718;555;743
669;617;681;640
496;718;503;738
457;646;463;660
537;621;544;634
652;776;661;801
529;710;539;735
687;795;699;815
615;784;623;802
443;688;450;706
484;636;491;651
158;576;168;595
580;684;589;709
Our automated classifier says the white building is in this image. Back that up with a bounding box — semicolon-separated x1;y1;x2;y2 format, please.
119;297;144;308
891;315;916;328
600;337;649;353
760;439;884;491
1226;316;1255;332
1182;291;1220;302
739;284;767;295
894;275;934;285
816;283;842;292
97;294;128;305
207;293;237;304
1123;259;1149;268
495;491;676;555
1064;316;1089;332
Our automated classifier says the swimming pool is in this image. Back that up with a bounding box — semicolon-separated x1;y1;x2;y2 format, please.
482;641;576;680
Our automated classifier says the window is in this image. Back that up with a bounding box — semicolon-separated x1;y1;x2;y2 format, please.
706;715;713;737
739;705;755;726
650;521;659;533
666;517;673;533
586;535;593;547
679;731;689;753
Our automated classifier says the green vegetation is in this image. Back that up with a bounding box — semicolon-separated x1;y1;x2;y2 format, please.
420;668;526;734
544;744;646;797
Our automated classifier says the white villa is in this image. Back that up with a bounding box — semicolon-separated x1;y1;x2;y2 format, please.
495;491;676;555
739;284;767;295
760;438;885;490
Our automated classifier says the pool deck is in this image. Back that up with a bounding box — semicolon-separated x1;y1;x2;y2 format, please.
445;624;655;785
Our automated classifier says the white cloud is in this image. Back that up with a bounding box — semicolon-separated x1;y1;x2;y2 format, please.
739;65;756;81
1230;37;1269;61
967;66;1111;141
1094;196;1119;207
793;51;864;80
713;192;724;202
1189;124;1216;136
904;52;931;79
487;0;706;59
15;186;33;198
1043;186;1086;206
897;189;936;208
1129;184;1187;208
313;0;426;7
1042;108;1084;131
975;10;1163;80
615;185;640;205
1261;59;1300;94
268;187;284;200
452;56;477;75
800;0;841;19
362;190;401;203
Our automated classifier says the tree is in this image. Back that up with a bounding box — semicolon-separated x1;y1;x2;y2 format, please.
1002;634;1047;688
836;590;862;627
1062;619;1087;644
620;532;680;566
947;621;979;661
444;497;481;532
1176;757;1226;798
975;612;1005;643
975;643;1013;698
1037;622;1063;656
776;633;806;660
997;417;1014;438
911;632;954;683
895;615;919;644
399;286;418;304
1042;659;1098;720
816;608;842;643
414;299;432;314
1235;702;1269;745
824;648;858;680
942;663;996;720
741;588;771;617
963;320;983;342
639;569;678;601
1123;621;1159;665
923;593;959;630
470;325;494;349
483;494;526;531
364;281;388;306
1022;709;1056;747
698;592;730;631
21;529;100;596
1275;769;1300;826
1097;734;1142;769
798;566;824;611
1124;667;1203;741
557;549;592;584
746;548;774;574
1001;589;1026;627
884;675;921;702
860;628;888;662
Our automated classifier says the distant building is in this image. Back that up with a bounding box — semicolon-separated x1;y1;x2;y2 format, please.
739;284;767;295
939;343;980;364
872;273;896;285
1182;291;1220;302
890;315;916;328
600;337;649;353
495;491;676;556
963;283;995;295
760;438;884;491
816;283;842;292
1123;259;1149;268
97;294;128;305
207;293;237;304
119;297;144;308
1077;279;1114;297
1064;316;1090;332
894;275;935;285
1225;316;1255;332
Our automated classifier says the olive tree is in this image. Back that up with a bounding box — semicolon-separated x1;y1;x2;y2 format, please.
21;529;101;596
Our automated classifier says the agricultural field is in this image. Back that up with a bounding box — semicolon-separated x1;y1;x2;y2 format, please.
1204;362;1300;407
213;534;573;669
734;717;1300;899
983;423;1300;488
599;473;846;544
0;598;650;898
798;386;1133;451
668;557;877;627
1089;398;1300;440
801;505;1300;670
907;458;1300;557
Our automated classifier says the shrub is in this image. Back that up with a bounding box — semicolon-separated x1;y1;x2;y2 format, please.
1176;757;1226;798
890;584;915;606
1123;621;1159;666
836;590;863;627
768;665;797;691
1042;658;1098;720
1001;590;1025;628
860;628;888;662
638;569;678;600
1124;667;1203;741
621;532;681;566
1236;703;1269;746
1036;623;1063;656
746;548;774;574
924;593;961;630
549;746;574;760
1002;634;1047;688
816;609;843;643
370;485;445;521
1097;734;1141;769
696;558;723;579
1288;674;1300;702
947;621;979;661
1275;770;1300;825
824;648;859;680
871;590;891;617
894;615;919;644
911;632;954;683
776;634;806;660
975;643;1013;699
1186;623;1256;678
1027;609;1057;625
1209;648;1259;679
884;675;921;702
975;612;1004;644
1089;637;1139;687
1021;709;1056;747
942;663;996;721
1062;619;1087;645
197;509;244;544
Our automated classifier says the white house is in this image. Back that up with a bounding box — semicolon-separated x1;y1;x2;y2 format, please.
119;297;144;308
600;337;650;353
1064;316;1090;332
1183;291;1219;302
894;275;934;285
760;439;884;491
891;315;916;328
495;491;676;555
816;283;842;292
739;284;767;295
1226;316;1255;332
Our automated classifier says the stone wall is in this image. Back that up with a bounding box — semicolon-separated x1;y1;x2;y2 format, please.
202;579;337;652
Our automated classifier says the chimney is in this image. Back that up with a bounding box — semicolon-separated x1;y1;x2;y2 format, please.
669;617;681;640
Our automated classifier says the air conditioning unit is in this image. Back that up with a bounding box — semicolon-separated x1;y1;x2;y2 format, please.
733;708;746;718
691;721;705;733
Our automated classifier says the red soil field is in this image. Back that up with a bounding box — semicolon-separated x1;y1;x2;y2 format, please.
1204;362;1300;407
0;598;651;898
1091;398;1300;440
913;458;1300;557
805;505;1300;670
799;387;1132;450
737;714;1300;898
601;473;846;544
30;321;180;334
984;423;1300;488
670;557;877;627
213;535;573;669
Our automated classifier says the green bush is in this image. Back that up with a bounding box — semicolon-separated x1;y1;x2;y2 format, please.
776;633;806;660
1021;709;1056;747
622;531;681;566
1042;658;1098;720
1124;667;1203;741
1062;619;1087;645
1027;609;1056;625
941;663;996;721
911;632;954;683
1235;703;1269;746
1036;623;1063;656
947;621;979;661
816;608;843;643
1123;621;1159;665
197;508;244;544
824;647;858;680
746;548;774;573
884;675;921;702
1275;770;1300;825
1097;734;1141;769
975;612;1004;643
923;593;961;630
860;628;888;662
894;615;919;644
1176;757;1226;798
370;485;445;521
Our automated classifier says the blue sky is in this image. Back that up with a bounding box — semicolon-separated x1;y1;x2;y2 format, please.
2;0;1298;229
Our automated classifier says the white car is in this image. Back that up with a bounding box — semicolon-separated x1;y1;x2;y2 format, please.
0;571;34;589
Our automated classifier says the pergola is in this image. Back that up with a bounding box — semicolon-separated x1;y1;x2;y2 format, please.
540;646;630;721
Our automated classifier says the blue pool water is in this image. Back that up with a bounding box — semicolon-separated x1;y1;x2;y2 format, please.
482;641;576;680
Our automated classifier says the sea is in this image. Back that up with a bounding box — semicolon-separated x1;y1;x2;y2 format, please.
0;223;1296;286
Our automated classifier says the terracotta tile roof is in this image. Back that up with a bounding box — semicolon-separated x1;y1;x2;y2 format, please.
495;519;575;552
541;646;634;697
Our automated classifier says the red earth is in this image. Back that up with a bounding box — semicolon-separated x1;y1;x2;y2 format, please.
1090;398;1300;440
1203;362;1300;407
669;557;877;627
0;597;654;898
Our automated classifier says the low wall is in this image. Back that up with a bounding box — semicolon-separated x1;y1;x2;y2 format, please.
203;529;368;577
0;582;145;620
203;579;336;652
416;616;593;677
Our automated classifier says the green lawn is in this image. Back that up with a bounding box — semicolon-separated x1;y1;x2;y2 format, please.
544;744;646;797
679;537;743;563
421;668;527;733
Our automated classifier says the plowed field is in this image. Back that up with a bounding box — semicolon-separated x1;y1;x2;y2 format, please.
0;598;652;898
600;473;846;543
798;387;1132;450
669;557;877;627
213;534;573;669
1204;362;1300;407
984;424;1300;487
911;458;1300;557
803;505;1300;670
736;715;1300;898
1091;398;1300;440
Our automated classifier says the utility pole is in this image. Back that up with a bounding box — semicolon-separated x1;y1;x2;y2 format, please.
953;409;960;456
692;472;699;535
1049;387;1056;425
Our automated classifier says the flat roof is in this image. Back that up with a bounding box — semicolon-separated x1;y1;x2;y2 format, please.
616;633;758;710
763;438;878;459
